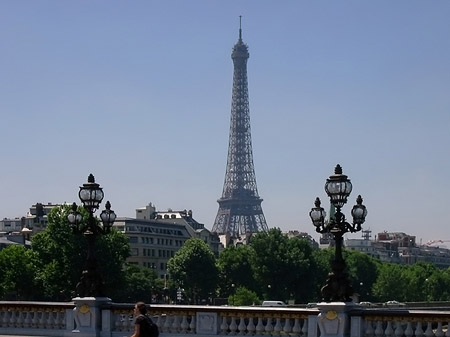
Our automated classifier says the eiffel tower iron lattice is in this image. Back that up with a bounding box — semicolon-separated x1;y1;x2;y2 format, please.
212;18;269;236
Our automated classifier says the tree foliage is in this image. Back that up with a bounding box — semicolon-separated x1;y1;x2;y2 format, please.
229;286;261;306
31;204;130;301
0;245;38;300
167;238;218;303
114;264;158;303
217;245;256;296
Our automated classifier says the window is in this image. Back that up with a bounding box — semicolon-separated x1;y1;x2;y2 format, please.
129;237;138;243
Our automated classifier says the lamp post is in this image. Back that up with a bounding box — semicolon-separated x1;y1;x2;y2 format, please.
68;174;116;297
309;164;367;302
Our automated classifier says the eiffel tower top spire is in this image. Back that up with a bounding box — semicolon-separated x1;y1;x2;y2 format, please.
232;17;249;61
239;15;242;41
212;19;268;237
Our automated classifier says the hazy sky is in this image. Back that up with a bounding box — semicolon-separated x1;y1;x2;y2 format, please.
1;1;449;246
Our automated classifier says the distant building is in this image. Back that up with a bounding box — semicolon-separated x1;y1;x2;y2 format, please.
113;203;222;279
0;232;31;249
286;230;319;249
345;230;450;268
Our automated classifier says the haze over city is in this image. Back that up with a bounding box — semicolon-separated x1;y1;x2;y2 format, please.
1;1;449;246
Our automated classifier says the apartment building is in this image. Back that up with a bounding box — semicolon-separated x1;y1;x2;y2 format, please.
113;203;221;279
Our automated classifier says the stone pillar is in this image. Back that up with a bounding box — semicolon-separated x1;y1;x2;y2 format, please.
66;297;111;337
317;302;356;337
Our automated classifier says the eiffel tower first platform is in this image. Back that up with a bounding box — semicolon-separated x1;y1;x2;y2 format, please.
212;19;269;237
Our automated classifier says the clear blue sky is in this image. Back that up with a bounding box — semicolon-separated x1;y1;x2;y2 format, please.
1;1;449;246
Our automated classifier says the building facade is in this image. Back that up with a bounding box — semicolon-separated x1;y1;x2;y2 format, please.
345;230;450;268
114;203;221;279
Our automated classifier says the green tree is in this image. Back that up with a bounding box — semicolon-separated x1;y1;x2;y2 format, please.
229;286;261;306
402;262;437;302
372;263;408;302
31;204;130;301
96;228;131;300
0;245;38;300
114;264;158;303
250;228;291;301
311;247;334;301
345;250;380;302
167;238;218;304
424;268;450;301
285;237;317;303
217;245;256;297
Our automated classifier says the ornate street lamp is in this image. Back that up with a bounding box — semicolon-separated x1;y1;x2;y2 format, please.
68;174;116;297
309;165;367;302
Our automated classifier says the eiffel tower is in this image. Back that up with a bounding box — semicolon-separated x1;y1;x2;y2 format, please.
212;18;268;237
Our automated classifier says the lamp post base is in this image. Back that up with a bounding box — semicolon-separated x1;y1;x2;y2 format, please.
317;302;357;337
68;297;112;337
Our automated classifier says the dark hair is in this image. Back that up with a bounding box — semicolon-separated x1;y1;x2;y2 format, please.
136;302;147;315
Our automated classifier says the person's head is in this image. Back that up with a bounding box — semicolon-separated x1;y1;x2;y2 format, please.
134;302;147;315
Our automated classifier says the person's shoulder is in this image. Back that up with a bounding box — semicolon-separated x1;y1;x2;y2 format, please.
135;315;147;323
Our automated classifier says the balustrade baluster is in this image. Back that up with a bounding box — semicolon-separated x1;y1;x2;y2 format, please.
394;321;404;337
9;309;16;327
163;314;171;333
282;317;292;334
385;321;394;337
374;320;384;337
156;314;163;332
180;314;189;333
1;310;8;327
272;317;282;336
238;315;246;335
58;310;65;329
302;318;308;336
365;320;374;337
292;317;302;336
31;310;38;328
220;315;228;335
247;316;256;335
415;322;424;337
113;312;120;332
255;316;264;335
39;311;46;328
16;310;24;328
171;314;180;333
265;316;274;334
189;314;196;333
229;316;238;334
48;310;55;329
425;322;434;337
404;322;414;337
436;322;444;337
24;310;31;328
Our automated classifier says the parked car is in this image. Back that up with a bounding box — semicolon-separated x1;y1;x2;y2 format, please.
385;300;406;307
262;301;286;307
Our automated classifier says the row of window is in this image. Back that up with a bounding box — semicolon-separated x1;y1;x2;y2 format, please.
129;236;186;247
142;248;175;258
125;225;184;236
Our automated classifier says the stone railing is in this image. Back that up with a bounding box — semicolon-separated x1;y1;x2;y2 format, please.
105;303;319;337
0;299;450;337
0;301;73;336
351;307;450;337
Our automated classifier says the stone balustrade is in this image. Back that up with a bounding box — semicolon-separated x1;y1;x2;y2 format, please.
0;300;449;337
352;308;450;337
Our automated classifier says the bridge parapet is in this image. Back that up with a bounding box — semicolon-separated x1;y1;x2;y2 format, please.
0;301;450;337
